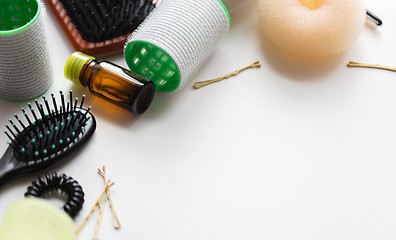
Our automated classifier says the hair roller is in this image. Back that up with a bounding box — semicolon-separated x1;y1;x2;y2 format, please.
0;0;52;101
124;0;230;92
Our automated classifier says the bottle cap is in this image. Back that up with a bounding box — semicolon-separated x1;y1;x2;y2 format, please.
0;198;75;240
64;51;96;85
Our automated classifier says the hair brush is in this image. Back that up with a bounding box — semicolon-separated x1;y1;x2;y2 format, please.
45;0;158;56
0;90;96;189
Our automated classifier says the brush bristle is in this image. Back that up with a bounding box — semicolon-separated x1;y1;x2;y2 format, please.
58;0;156;43
4;91;92;163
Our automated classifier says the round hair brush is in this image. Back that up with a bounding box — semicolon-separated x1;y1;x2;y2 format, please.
0;91;96;189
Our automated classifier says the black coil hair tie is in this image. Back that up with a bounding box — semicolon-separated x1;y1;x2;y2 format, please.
24;172;84;218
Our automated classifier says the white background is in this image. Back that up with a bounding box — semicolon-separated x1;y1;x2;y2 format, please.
1;0;396;239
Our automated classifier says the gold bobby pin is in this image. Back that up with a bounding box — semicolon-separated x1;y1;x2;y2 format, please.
75;180;114;236
98;166;121;229
193;61;261;89
347;61;396;73
94;194;107;240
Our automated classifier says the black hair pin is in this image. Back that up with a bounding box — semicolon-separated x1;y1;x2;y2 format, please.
366;9;382;26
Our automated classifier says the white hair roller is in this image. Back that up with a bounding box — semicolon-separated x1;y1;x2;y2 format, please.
221;0;256;12
124;0;230;92
0;0;52;101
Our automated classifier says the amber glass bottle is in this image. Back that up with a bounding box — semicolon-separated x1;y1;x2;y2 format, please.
64;51;155;114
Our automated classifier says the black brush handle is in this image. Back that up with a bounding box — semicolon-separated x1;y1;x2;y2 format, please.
0;147;19;189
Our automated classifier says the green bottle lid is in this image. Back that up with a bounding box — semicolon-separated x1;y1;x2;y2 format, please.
64;51;96;86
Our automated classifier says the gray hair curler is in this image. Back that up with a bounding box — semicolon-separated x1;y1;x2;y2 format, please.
0;0;52;101
124;0;230;92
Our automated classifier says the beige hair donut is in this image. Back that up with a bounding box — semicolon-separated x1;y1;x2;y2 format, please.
258;0;366;57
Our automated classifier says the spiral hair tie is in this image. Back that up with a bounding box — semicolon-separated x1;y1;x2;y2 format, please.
25;172;84;218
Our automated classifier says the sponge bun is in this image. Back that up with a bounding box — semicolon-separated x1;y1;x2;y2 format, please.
258;0;366;57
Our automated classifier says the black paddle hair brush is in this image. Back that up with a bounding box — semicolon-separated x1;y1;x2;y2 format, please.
0;90;96;189
45;0;157;56
60;0;156;43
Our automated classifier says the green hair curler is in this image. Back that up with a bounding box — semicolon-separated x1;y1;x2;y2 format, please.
124;0;230;92
0;198;75;240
